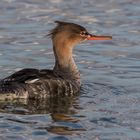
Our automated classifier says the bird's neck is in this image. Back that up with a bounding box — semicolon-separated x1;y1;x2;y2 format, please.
53;40;80;85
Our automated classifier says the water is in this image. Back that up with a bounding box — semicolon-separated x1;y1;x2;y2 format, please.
0;0;140;139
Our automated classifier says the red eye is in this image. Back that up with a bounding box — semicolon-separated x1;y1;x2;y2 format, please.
80;31;86;36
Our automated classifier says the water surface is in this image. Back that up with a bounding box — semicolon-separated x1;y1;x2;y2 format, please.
0;0;140;139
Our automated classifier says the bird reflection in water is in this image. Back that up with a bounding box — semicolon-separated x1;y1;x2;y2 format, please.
0;96;86;135
0;95;77;114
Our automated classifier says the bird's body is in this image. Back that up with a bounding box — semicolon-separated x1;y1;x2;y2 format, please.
0;68;80;100
0;21;112;100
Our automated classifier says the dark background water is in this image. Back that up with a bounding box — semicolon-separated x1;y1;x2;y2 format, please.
0;0;140;139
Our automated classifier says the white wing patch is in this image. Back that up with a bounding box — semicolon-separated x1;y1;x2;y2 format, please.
25;78;39;84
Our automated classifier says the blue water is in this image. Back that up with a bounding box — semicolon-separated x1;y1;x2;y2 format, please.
0;0;140;139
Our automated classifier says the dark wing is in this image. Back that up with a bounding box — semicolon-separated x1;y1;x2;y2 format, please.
3;68;56;82
0;68;56;95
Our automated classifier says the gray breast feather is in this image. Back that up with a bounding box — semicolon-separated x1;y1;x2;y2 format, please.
0;78;79;100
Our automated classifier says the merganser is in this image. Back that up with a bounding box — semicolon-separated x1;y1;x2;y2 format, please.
0;21;112;100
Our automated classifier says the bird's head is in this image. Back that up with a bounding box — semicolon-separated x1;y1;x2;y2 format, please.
49;21;112;47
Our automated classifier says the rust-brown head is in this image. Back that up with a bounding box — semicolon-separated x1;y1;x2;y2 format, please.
49;21;112;46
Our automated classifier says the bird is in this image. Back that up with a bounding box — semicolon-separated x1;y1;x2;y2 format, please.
0;21;112;100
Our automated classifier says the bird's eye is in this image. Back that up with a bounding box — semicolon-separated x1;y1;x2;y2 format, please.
80;31;88;37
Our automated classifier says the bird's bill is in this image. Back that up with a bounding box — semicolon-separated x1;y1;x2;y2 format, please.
87;35;112;40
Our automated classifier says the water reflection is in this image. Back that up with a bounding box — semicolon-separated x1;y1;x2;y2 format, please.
0;96;77;115
0;95;86;137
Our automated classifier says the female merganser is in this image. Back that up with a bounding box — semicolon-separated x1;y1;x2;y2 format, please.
0;21;112;100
